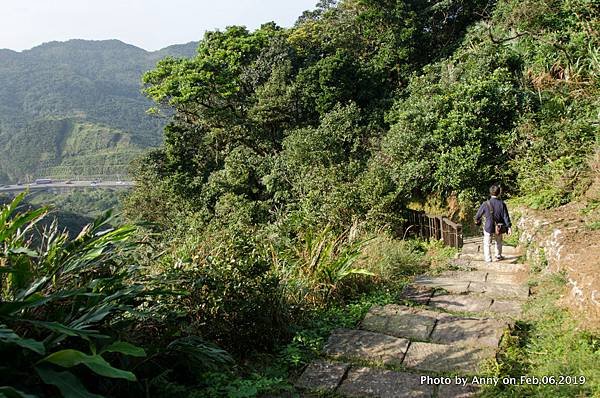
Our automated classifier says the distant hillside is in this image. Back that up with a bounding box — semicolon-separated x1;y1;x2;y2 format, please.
0;39;198;183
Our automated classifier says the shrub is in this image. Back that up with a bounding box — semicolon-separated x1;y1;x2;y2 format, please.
279;225;375;304
355;234;428;286
0;193;152;397
157;226;287;355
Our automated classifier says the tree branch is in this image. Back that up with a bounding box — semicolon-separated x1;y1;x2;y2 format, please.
488;27;529;44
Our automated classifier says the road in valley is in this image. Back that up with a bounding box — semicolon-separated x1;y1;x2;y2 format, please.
0;181;134;193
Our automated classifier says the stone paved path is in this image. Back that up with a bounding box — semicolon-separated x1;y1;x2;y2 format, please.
295;237;529;397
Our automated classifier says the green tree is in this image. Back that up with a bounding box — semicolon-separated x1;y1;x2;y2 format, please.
376;40;526;206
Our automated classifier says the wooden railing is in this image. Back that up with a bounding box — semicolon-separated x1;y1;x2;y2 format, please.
405;210;463;249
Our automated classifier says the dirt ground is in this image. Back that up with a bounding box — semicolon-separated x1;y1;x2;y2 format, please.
525;173;600;331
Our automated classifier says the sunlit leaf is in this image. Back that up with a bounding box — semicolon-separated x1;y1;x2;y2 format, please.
41;349;136;381
101;341;146;357
23;321;104;340
7;247;38;257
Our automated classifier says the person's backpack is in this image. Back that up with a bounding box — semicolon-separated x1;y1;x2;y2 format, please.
485;200;508;235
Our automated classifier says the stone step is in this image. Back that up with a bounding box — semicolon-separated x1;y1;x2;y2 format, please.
429;292;523;318
412;276;471;294
461;244;520;256
490;299;524;317
468;281;530;300
400;285;435;305
459;253;521;263
361;304;444;341
295;360;349;393
429;292;493;313
297;361;481;397
361;304;510;347
485;272;525;285
323;328;410;366
402;278;525;309
411;277;529;300
450;258;528;273
469;263;527;273
437;269;525;285
437;270;488;282
430;317;508;347
403;341;495;373
463;236;484;244
337;367;434;398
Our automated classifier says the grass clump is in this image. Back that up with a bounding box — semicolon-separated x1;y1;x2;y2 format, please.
482;273;600;397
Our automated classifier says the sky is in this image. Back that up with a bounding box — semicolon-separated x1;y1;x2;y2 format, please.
0;0;318;52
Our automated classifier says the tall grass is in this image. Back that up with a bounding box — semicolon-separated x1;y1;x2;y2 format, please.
482;273;600;397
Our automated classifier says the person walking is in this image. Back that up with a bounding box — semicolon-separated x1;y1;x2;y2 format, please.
475;185;512;262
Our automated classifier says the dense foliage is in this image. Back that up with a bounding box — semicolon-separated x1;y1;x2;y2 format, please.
0;194;149;396
120;0;599;395
0;192;447;397
3;0;598;396
0;40;198;183
129;0;598;224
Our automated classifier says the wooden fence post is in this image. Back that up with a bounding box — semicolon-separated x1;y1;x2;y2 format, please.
402;210;463;249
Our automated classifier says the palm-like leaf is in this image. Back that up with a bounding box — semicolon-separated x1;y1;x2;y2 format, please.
0;195;151;397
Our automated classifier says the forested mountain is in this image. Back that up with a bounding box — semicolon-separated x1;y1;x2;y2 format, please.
0;39;198;182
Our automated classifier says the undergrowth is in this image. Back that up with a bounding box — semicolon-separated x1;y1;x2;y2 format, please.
157;291;400;398
481;273;600;397
159;239;453;397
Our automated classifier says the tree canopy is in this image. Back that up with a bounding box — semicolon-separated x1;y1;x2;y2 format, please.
130;0;599;230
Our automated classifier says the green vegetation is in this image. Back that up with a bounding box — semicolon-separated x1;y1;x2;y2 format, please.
482;273;600;397
2;120;140;181
26;190;124;219
0;40;198;182
0;194;449;397
123;0;598;394
1;189;125;237
0;194;154;397
129;0;598;231
2;0;598;396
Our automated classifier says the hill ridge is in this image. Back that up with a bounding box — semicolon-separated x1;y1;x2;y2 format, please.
2;38;199;55
0;39;199;183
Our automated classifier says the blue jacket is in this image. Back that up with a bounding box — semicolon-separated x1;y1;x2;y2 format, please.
475;197;511;234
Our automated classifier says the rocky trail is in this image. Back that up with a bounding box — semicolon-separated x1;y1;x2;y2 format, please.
295;237;530;397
